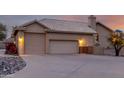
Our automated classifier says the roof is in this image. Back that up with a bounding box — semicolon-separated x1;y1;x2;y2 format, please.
39;19;97;34
12;26;27;36
21;19;48;28
96;22;113;32
13;18;115;35
14;18;97;34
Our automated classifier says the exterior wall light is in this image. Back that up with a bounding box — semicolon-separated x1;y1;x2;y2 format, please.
19;36;23;42
78;39;86;47
18;36;24;55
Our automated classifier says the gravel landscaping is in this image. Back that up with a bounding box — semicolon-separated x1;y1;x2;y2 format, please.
0;56;26;77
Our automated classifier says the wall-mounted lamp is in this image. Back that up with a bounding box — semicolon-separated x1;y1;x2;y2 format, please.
19;36;23;42
78;39;86;47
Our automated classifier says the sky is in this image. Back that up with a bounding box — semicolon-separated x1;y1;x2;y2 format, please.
1;15;124;37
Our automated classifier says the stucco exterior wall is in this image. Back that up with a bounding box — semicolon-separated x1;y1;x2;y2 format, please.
25;23;45;33
17;31;24;55
96;24;112;48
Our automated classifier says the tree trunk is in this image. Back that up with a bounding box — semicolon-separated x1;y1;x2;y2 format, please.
115;48;122;56
115;50;120;56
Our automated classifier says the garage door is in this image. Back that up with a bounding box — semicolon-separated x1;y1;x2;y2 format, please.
49;40;79;54
24;33;45;55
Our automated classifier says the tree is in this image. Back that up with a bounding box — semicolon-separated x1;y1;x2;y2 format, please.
0;23;6;40
109;30;124;56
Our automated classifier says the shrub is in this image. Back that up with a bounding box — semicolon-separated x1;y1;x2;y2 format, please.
5;43;18;55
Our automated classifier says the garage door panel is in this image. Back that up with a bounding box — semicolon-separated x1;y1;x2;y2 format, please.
24;33;45;55
49;40;79;54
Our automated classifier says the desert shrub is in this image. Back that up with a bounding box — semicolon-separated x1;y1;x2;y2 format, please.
5;43;18;55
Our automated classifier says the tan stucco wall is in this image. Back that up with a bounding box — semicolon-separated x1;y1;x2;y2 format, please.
17;31;24;55
46;33;95;54
25;23;45;33
96;24;112;48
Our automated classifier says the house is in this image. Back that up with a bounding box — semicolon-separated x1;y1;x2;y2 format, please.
12;15;113;55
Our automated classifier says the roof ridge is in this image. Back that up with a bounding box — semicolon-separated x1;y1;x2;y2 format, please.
39;18;88;24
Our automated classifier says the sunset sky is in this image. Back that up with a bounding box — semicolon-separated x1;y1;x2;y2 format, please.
1;15;124;37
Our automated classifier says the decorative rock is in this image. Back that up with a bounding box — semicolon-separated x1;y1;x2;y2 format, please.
0;57;26;77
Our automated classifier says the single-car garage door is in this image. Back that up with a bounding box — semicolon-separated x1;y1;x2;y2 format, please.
24;33;45;55
49;40;79;54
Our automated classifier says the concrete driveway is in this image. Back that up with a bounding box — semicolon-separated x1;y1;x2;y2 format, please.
6;54;124;78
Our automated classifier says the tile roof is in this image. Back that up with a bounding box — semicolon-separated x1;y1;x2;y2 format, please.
14;19;97;34
39;19;97;34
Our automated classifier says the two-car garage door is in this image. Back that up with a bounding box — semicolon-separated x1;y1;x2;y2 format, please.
49;40;79;54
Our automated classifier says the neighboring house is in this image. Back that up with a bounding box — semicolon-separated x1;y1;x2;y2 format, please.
12;15;113;55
